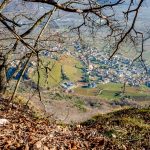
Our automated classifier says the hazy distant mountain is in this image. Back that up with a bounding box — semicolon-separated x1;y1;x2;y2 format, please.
97;0;149;6
97;0;118;4
1;0;150;32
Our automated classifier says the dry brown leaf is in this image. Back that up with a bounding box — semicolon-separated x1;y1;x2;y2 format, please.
24;143;29;150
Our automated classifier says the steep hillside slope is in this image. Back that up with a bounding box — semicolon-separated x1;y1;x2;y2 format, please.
0;98;149;149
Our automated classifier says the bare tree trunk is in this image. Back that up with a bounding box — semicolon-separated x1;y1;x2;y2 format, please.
122;82;126;94
0;54;6;94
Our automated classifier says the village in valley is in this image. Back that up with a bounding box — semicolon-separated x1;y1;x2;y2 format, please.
4;1;150;94
73;42;150;88
7;40;150;94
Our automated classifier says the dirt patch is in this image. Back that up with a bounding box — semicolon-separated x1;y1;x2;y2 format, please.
22;93;121;123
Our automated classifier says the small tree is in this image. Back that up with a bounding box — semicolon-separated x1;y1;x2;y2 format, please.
61;65;69;81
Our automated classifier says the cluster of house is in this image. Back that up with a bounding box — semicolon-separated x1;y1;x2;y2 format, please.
73;42;150;88
7;41;150;89
61;81;77;92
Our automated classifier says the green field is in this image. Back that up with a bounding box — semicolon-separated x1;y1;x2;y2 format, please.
29;54;150;101
30;55;82;87
74;83;150;100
